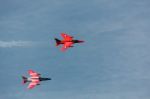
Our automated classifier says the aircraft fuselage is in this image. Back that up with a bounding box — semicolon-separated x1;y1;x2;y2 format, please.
60;40;84;44
27;77;51;82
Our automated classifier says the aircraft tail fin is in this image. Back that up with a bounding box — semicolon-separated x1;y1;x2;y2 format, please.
22;76;27;84
55;38;61;46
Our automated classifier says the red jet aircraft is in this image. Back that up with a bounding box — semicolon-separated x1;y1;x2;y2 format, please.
55;33;84;51
22;70;51;89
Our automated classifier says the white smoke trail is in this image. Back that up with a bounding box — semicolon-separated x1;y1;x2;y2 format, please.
0;41;34;48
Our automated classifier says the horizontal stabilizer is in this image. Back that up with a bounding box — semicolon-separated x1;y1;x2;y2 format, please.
22;76;27;84
55;38;61;46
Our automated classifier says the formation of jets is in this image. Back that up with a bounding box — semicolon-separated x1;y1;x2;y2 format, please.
22;33;84;89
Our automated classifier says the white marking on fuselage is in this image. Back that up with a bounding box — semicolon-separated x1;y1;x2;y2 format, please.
27;77;39;82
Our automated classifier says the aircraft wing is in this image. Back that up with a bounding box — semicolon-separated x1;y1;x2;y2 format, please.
28;79;40;89
61;33;73;41
61;42;73;51
28;70;40;77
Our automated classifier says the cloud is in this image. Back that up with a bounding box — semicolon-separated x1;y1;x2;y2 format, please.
0;41;34;48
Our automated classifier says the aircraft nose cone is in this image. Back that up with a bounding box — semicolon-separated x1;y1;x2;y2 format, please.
78;40;84;43
48;78;52;80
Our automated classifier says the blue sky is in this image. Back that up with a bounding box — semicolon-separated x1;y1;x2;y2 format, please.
0;0;150;99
